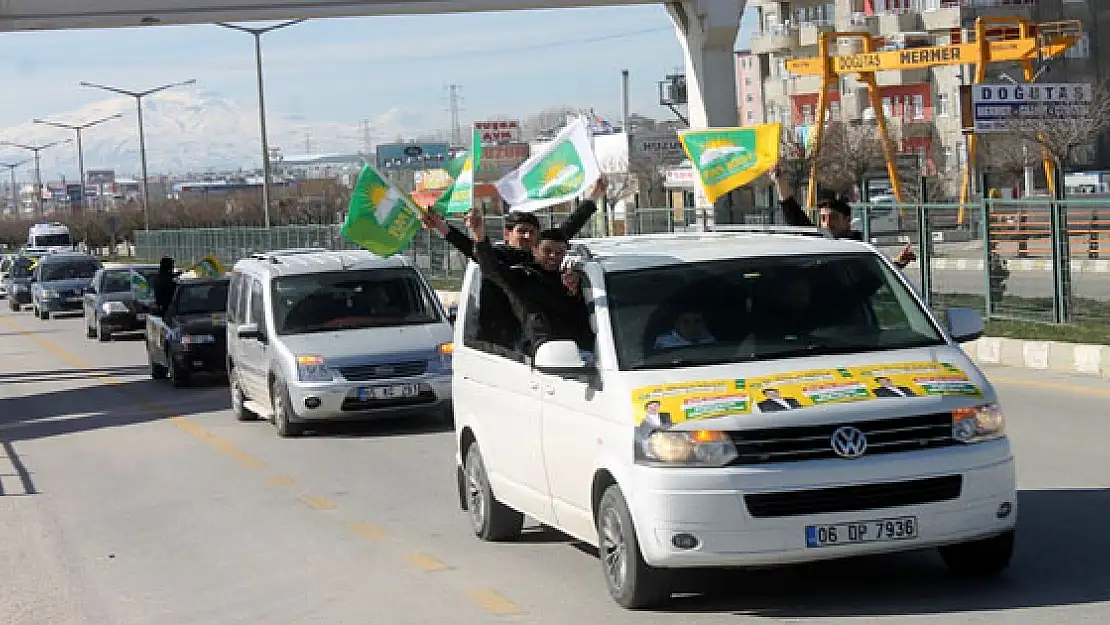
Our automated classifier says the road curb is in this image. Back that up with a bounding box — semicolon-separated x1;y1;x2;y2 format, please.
963;337;1110;380
930;258;1110;273
435;290;1109;379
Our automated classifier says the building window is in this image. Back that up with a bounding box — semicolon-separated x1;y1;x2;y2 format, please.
745;77;753;86
1064;33;1090;59
943;147;953;171
802;104;815;124
936;93;950;117
830;101;842;120
746;94;754;103
747;111;755;122
882;97;893;117
912;95;925;119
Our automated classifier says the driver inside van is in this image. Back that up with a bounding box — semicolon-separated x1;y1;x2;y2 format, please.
653;310;717;349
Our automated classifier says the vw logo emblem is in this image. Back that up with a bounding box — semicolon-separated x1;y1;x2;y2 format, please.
830;426;868;459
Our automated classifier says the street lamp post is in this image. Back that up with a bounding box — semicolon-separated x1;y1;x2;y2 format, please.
33;113;123;211
0;160;28;214
0;140;73;218
79;78;197;231
217;19;307;229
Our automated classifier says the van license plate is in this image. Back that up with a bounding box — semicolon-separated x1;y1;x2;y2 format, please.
805;516;918;548
358;384;419;401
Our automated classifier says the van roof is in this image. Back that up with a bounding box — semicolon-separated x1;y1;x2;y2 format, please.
232;248;413;278
572;228;875;272
38;251;99;264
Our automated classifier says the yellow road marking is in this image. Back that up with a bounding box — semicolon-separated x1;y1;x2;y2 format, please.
467;588;525;616
267;474;296;487
299;495;337;510
989;375;1110;399
170;416;266;469
405;552;452;572
347;521;388;540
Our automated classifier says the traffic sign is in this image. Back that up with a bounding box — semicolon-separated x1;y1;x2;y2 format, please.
970;82;1093;132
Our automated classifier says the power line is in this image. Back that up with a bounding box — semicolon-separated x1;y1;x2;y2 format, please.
385;26;672;63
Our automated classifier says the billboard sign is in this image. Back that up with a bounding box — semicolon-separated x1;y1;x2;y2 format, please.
414;168;452;191
87;169;115;185
970;82;1093;132
475;120;520;145
376;142;450;169
476;143;529;179
631;130;687;165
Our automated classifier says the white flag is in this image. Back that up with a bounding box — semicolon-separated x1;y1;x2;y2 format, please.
495;117;601;213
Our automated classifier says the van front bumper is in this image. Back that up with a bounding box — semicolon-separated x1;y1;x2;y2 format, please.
287;373;453;422
628;438;1016;569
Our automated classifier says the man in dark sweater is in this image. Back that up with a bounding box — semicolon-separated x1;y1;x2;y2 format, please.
769;167;915;270
421;177;607;349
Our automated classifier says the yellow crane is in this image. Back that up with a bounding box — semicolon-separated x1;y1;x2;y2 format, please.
784;16;1083;217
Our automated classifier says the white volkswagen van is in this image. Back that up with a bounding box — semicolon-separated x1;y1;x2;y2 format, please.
452;226;1015;609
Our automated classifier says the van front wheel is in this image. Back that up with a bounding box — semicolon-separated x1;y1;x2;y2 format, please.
597;484;671;609
464;443;522;541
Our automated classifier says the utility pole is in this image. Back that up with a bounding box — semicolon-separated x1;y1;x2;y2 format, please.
0;160;27;214
216;19;306;229
79;78;197;230
447;84;463;146
33;113;123;211
0;140;72;218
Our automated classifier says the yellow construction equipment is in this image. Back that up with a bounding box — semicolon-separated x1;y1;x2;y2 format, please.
784;16;1083;218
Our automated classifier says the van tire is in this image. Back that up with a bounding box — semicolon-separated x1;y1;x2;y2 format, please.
939;529;1015;577
271;379;304;438
464;442;522;541
597;484;671;609
230;369;256;422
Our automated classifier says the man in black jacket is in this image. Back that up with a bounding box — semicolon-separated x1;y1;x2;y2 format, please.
769;167;916;269
468;219;594;355
421;177;607;349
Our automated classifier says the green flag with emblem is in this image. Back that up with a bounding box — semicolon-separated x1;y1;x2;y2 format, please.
341;164;423;257
494;116;600;213
433;128;482;216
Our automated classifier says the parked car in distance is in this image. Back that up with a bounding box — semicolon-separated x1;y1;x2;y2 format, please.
4;255;36;311
146;276;231;387
225;248;454;437
83;264;161;341
30;251;102;320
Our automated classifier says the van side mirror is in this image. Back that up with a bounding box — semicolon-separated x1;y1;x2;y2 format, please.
533;340;589;375
236;322;264;341
946;307;984;343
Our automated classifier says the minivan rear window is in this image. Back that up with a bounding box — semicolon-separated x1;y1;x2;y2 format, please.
40;259;100;282
271;268;440;335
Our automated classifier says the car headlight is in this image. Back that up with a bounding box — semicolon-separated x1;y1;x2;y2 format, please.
101;301;128;314
181;334;215;345
636;430;739;467
951;404;1005;443
436;342;453;370
42;289;59;299
296;355;335;382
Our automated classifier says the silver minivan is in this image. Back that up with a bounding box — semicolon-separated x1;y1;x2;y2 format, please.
225;248;455;437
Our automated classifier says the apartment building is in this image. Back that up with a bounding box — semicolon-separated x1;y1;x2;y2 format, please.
745;0;1106;197
736;49;767;125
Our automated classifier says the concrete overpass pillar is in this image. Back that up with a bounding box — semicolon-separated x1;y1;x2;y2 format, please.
667;0;746;224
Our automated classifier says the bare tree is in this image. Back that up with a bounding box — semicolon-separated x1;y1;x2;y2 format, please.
777;128;819;200
976;134;1040;193
815;121;896;199
1009;81;1110;174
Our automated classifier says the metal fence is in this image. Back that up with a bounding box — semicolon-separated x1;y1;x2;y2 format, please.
133;197;1110;326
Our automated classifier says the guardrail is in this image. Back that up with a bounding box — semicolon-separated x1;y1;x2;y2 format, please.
132;198;1110;326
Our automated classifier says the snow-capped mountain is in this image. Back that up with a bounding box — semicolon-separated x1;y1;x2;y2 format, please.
0;88;420;178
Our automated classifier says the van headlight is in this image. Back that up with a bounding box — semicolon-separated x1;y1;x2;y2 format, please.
296;355;335;382
951;404;1005;443
181;334;215;345
42;289;60;299
636;430;739;467
101;301;128;314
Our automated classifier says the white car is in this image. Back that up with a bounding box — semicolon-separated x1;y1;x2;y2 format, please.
451;226;1015;608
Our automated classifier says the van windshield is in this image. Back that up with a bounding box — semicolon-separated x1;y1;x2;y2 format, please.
103;268;159;293
175;283;230;315
604;253;945;371
271;268;440;335
33;233;71;247
40;260;100;282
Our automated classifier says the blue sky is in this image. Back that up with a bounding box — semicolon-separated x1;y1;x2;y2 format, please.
0;4;755;135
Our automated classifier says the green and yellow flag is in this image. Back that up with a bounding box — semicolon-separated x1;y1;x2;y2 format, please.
678;123;782;203
130;269;153;300
433;129;482;216
190;254;226;278
341;164;424;257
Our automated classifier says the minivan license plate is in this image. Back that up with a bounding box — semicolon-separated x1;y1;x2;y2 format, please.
358;384;419;401
805;516;918;548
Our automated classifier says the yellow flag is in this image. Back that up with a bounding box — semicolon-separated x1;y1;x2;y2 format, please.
678;123;782;203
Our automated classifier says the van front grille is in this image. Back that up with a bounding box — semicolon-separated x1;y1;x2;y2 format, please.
744;475;963;518
727;413;954;466
337;360;427;381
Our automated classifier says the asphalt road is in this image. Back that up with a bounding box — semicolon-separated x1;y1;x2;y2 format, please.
2;307;1109;624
